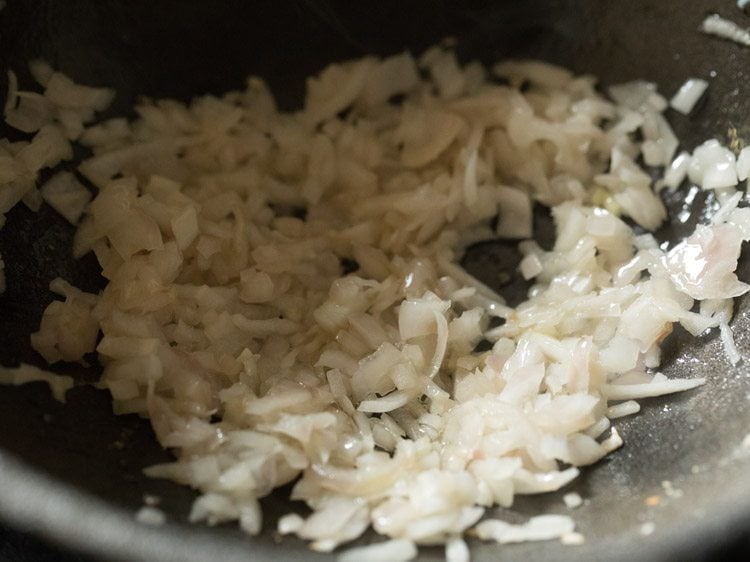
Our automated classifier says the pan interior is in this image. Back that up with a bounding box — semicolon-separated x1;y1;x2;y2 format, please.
0;1;749;561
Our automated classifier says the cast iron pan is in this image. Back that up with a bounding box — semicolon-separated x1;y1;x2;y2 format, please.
0;1;749;560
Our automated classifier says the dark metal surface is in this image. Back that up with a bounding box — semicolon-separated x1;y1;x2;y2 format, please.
0;1;749;561
0;523;93;562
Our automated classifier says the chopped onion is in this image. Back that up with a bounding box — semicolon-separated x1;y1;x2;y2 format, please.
475;515;575;544
40;171;91;224
602;377;705;400
701;13;750;47
660;151;692;191
736;146;750;181
135;506;166;526
0;48;744;561
28;59;54;87
0;363;74;402
44;72;115;111
606;400;641;419
496;186;532;239
338;539;417;562
688;139;738;190
608;81;665;112
563;492;583;509
667;224;749;299
669;78;708;115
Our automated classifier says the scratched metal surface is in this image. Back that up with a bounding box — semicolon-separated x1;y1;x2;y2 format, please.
0;1;748;561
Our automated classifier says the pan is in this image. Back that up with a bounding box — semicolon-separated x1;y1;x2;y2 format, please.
0;1;749;560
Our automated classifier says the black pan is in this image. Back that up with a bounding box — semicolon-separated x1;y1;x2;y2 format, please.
0;1;749;560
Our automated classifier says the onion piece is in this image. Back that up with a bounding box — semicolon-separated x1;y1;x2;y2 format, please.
608;81;666;112
28;59;54;87
44;72;115;111
474;515;575;544
135;506;166;526
602;377;705;400
701;13;750;47
667;224;749;299
0;363;74;402
496;186;532;239
669;78;708;115
688;139;738;190
40;171;91;224
338;539;417;562
659;151;692;191
5;92;54;133
736;146;750;181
